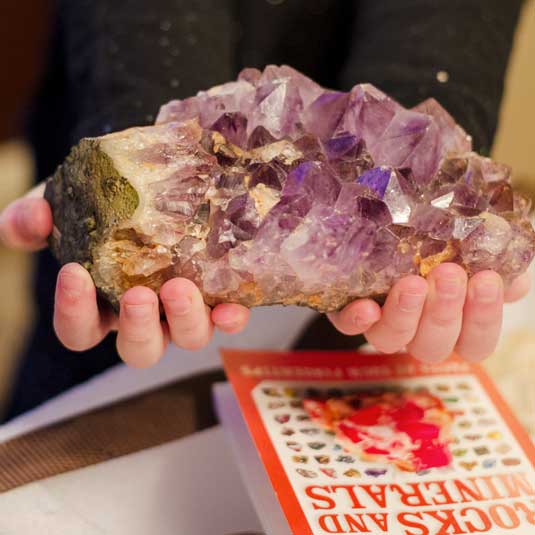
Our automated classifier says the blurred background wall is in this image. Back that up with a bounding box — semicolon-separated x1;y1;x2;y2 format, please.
0;1;534;415
0;0;50;413
493;1;535;195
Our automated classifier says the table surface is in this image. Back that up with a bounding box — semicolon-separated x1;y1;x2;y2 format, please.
0;426;264;535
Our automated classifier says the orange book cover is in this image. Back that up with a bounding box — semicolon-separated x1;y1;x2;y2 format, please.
220;349;535;535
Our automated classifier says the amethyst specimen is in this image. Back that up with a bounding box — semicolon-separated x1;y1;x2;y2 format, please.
45;65;535;311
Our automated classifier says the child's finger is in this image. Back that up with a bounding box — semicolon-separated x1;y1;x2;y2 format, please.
365;275;428;354
117;286;168;367
160;278;214;350
504;272;530;303
407;263;467;362
211;303;250;334
327;299;382;336
0;196;52;251
54;263;114;351
455;271;504;362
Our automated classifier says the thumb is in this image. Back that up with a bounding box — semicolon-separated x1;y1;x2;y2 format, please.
0;184;52;251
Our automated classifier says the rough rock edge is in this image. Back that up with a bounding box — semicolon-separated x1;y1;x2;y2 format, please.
44;139;139;310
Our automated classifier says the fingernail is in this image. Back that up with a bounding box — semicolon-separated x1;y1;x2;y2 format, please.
218;319;240;330
352;314;372;330
435;277;462;299
124;303;153;319
15;203;33;238
473;281;501;304
398;291;426;312
59;269;85;299
165;295;192;316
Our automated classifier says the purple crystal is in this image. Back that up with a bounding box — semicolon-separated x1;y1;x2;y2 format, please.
211;112;248;148
249;162;285;190
247;78;303;138
358;167;392;197
227;194;260;236
248;125;277;149
47;65;535;312
156;97;199;124
324;134;359;160
413;98;472;154
303;92;350;140
295;134;326;161
256;65;324;107
488;182;514;212
283;162;341;205
354;197;392;228
280;206;376;290
370;110;431;166
410;205;455;241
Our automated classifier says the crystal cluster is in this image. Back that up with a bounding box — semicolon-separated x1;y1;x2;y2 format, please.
45;65;535;311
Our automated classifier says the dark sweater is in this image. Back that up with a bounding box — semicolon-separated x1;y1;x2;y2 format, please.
5;0;524;420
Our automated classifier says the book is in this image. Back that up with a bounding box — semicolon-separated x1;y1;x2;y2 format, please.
215;349;535;535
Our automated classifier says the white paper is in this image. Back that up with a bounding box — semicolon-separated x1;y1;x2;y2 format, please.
0;426;263;535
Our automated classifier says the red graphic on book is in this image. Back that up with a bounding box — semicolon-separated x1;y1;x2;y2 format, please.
303;389;454;471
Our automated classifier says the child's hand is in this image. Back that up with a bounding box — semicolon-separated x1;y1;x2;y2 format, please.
329;265;530;363
0;185;250;367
